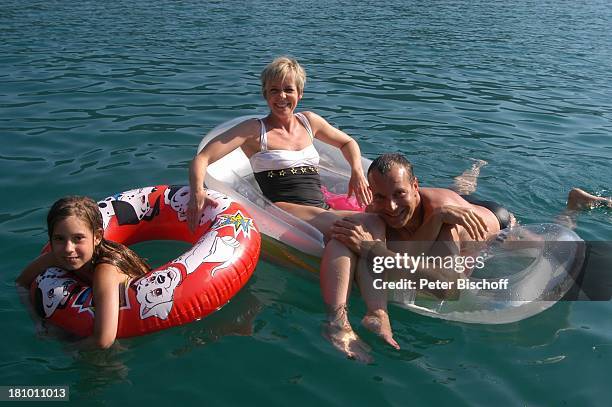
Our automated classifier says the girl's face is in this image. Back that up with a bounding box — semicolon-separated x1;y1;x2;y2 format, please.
50;215;101;271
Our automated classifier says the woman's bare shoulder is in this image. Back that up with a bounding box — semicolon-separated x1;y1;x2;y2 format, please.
301;110;323;123
234;117;261;134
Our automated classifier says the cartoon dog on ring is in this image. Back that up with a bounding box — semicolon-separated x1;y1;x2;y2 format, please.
98;187;160;228
164;185;232;227
135;267;182;320
34;267;77;318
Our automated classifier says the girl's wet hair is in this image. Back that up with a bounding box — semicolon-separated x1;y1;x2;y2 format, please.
47;196;150;278
260;56;306;97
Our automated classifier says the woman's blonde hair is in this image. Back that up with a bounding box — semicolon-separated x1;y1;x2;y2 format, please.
260;56;306;97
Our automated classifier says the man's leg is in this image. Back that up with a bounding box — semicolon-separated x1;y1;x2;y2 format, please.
557;188;612;229
452;159;488;196
567;188;612;211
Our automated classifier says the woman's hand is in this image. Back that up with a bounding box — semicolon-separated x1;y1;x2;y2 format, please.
303;112;371;207
348;170;372;207
187;189;218;232
436;205;488;240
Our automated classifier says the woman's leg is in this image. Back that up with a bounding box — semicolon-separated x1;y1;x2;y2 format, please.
320;237;373;363
276;203;401;357
352;214;400;349
320;213;399;361
275;202;356;238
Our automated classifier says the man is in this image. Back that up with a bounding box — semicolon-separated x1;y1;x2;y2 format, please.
320;153;609;362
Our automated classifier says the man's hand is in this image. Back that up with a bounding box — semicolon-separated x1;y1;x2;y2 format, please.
186;189;219;232
436;205;488;240
331;217;378;254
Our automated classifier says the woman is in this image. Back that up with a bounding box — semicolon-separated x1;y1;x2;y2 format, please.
187;56;372;235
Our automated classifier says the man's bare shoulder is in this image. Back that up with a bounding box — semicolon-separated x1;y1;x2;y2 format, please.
419;188;464;205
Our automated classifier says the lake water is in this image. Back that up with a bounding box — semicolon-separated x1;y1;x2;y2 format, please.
1;0;611;405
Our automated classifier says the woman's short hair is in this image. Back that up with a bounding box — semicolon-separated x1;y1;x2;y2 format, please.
260;56;306;97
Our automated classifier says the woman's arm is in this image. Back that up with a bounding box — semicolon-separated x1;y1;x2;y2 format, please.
16;252;57;287
187;119;259;231
303;112;372;206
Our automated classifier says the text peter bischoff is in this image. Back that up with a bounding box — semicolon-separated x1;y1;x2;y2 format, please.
370;253;509;291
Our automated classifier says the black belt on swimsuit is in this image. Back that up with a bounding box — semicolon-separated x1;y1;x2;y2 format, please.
254;166;329;209
461;195;512;230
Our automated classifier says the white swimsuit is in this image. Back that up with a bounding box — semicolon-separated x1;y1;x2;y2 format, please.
249;112;320;172
249;113;328;208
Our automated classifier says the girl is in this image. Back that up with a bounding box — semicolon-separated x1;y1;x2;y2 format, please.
16;196;150;349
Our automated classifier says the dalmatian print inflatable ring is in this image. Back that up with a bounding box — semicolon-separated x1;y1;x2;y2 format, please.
30;185;260;338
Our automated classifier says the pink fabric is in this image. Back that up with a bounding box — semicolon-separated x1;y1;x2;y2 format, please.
321;186;365;212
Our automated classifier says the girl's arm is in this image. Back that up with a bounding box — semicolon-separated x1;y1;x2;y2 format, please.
303;112;372;206
90;264;122;349
187;119;259;231
16;252;56;287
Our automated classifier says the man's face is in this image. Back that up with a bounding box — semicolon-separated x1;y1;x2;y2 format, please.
368;165;419;229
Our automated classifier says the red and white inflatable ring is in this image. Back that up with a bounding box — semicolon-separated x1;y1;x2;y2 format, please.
30;185;261;338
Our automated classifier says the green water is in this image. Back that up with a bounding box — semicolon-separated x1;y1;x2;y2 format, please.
1;0;611;405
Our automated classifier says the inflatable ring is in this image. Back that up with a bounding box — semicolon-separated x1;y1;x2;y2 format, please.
30;185;261;337
389;223;585;324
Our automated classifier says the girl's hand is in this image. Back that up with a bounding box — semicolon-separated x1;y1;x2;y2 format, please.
187;189;218;232
347;170;372;207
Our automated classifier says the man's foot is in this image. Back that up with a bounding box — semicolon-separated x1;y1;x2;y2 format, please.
361;309;400;350
508;213;518;228
567;188;612;211
453;159;488;195
322;323;373;363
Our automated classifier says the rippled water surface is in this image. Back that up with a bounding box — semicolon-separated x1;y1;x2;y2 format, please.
1;1;611;405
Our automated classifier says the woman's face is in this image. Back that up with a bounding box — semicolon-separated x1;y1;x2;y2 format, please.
264;74;302;117
50;215;101;271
